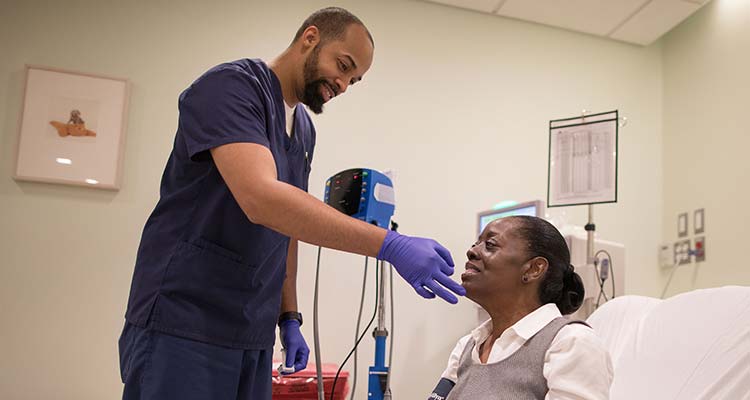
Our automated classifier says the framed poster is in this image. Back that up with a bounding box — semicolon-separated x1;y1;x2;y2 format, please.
547;110;618;207
14;65;130;190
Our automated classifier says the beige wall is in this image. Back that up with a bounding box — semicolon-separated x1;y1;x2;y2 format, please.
0;0;665;399
660;0;750;296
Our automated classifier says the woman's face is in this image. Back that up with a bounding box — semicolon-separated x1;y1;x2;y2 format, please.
462;218;530;302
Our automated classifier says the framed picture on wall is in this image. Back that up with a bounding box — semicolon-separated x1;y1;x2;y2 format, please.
14;65;130;190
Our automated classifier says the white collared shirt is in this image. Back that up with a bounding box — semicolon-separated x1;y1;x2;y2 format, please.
441;304;613;400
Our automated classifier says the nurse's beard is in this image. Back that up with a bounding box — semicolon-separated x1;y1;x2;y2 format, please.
301;79;327;114
301;47;326;114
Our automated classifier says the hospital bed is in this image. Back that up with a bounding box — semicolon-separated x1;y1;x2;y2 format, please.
586;286;750;400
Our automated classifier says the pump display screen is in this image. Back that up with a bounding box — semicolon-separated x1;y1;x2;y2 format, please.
327;169;363;216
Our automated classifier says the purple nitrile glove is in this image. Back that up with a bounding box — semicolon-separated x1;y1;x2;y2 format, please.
377;230;466;304
279;320;309;374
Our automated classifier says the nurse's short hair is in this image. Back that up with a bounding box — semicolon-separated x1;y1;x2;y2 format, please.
293;7;374;47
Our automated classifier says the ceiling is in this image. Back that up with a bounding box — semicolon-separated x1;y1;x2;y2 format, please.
420;0;711;45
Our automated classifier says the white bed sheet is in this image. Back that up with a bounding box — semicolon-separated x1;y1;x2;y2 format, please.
587;286;750;400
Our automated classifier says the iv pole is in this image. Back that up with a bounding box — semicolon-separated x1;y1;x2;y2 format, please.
581;110;597;267
579;110;627;267
368;261;390;400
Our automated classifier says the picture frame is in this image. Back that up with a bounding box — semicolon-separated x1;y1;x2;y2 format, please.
14;65;130;190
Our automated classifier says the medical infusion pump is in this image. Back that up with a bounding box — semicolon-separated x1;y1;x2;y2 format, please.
323;168;395;228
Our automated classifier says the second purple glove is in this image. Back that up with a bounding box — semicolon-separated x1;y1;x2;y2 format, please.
279;320;309;374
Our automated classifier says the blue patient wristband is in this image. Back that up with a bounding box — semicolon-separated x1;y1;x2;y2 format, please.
428;378;455;400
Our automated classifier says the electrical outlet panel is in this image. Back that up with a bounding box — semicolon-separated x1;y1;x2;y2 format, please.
674;239;691;265
694;236;706;262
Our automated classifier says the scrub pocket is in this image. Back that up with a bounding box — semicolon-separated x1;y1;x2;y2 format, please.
154;238;260;342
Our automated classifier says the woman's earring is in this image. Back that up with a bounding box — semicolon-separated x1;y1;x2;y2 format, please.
522;275;529;283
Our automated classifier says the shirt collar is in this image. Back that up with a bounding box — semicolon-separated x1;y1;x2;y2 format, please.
471;303;562;343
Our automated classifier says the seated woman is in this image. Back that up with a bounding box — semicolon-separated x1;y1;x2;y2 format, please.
430;216;613;400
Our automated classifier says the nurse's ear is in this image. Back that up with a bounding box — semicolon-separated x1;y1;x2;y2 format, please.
299;25;321;50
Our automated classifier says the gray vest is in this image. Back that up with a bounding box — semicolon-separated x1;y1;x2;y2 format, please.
446;317;589;400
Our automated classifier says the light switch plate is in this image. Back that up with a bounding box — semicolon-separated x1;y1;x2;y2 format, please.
694;209;705;234
678;212;688;238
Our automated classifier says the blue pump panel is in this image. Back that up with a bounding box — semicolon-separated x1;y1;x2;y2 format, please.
324;168;395;228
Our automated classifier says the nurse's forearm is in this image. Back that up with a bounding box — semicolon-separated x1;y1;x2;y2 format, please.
280;239;299;313
248;180;386;257
211;143;386;257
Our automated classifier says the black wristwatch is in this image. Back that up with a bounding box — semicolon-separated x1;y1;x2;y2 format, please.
278;311;303;327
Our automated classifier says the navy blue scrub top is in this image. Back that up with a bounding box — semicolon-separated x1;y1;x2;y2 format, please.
124;59;316;349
